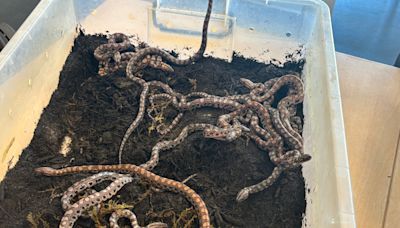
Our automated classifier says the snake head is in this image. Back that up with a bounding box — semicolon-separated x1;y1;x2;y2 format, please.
299;154;312;163
203;127;241;142
278;151;312;168
147;222;168;228
239;78;256;89
236;187;251;202
240;78;265;90
35;167;56;176
225;127;242;141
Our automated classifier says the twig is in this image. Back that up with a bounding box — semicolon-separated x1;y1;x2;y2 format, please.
181;174;197;184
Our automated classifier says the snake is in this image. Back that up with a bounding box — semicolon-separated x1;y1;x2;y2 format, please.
94;33;131;62
236;76;305;150
269;106;303;150
149;92;249;134
52;173;134;228
61;172;129;212
235;107;310;202
215;101;276;136
140;123;214;170
246;74;301;103
155;113;184;136
118;79;185;163
236;166;283;202
94;33;174;76
109;209;167;228
141;122;247;171
236;148;311;202
118;73;149;164
275;81;304;149
238;75;305;151
35;164;211;228
117;0;213;162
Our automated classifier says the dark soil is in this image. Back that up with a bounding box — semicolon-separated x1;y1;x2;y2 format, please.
0;33;306;228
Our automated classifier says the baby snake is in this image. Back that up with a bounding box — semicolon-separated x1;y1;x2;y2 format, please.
110;209;167;228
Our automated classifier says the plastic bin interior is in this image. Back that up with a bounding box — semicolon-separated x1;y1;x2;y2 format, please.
0;0;355;227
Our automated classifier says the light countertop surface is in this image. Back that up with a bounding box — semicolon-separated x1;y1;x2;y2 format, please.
337;52;400;228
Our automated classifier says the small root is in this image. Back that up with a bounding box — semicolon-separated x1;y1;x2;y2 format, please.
26;212;50;228
147;102;170;135
38;186;63;204
181;173;197;184
172;207;197;228
146;208;175;225
189;78;197;91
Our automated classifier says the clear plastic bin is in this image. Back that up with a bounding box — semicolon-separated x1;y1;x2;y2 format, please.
0;0;355;227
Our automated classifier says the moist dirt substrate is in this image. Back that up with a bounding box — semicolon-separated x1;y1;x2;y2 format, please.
0;33;307;228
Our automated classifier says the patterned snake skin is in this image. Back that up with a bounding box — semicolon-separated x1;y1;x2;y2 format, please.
94;33;131;62
109;209;167;228
56;173;134;228
140;122;246;171
35;164;210;228
61;172;129;211
94;33;174;76
61;172;166;227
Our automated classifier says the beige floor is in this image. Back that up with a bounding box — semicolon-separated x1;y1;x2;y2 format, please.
337;52;400;228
